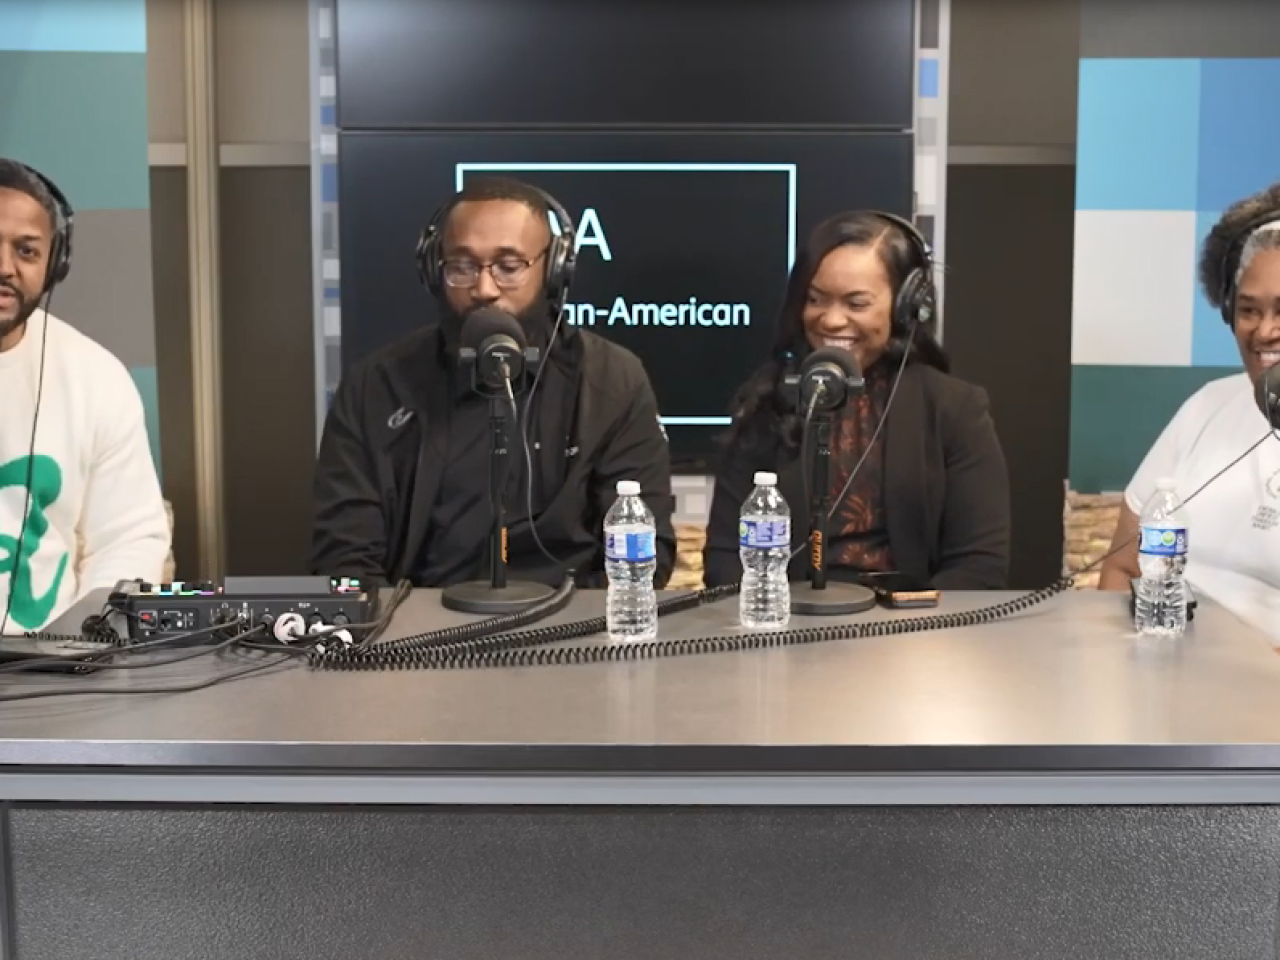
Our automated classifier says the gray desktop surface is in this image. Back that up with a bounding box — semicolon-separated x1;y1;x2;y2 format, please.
0;587;1279;777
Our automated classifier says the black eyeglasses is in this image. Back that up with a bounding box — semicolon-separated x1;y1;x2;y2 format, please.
441;250;546;289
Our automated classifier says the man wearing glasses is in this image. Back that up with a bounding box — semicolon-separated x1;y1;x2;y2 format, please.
310;177;676;590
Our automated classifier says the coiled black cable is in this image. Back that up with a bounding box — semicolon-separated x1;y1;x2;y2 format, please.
311;576;579;666
318;576;1066;670
313;581;743;669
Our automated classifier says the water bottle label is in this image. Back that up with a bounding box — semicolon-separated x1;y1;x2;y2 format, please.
739;518;790;549
605;529;656;562
1138;525;1187;557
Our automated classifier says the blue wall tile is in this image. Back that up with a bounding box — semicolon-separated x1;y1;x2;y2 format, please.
918;58;939;98
1076;58;1201;210
1196;59;1280;212
0;0;145;53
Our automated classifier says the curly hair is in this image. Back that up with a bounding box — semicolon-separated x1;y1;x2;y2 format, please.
1199;181;1280;312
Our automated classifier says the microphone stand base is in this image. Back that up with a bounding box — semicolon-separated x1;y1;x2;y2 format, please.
790;581;877;616
440;579;557;615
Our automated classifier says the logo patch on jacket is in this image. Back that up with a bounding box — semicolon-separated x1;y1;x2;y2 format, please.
387;407;413;430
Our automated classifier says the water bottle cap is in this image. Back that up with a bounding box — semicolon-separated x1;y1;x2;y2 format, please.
753;471;777;485
1155;477;1177;491
616;480;641;497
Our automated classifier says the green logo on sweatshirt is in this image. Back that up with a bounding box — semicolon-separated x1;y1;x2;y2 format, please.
0;455;68;630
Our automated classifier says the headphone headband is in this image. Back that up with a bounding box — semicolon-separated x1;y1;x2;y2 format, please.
870;210;933;269
414;181;577;311
11;161;74;288
868;209;936;334
21;165;74;226
1219;210;1280;326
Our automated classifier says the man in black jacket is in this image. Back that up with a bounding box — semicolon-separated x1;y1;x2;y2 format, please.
310;177;675;588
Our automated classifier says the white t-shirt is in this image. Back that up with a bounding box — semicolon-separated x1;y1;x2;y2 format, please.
1125;372;1280;641
0;310;170;633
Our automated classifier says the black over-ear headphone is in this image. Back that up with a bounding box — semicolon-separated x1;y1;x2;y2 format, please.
776;210;937;374
869;210;937;336
1218;211;1280;327
15;162;74;290
414;183;577;312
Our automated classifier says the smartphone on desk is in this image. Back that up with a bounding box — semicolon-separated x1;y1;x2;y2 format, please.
858;573;940;609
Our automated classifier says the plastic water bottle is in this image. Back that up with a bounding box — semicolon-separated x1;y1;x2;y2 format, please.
1134;477;1189;637
604;479;658;642
739;471;792;628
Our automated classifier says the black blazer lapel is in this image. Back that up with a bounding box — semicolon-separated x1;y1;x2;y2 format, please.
882;363;933;581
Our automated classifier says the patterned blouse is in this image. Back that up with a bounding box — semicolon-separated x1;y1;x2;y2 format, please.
827;359;895;573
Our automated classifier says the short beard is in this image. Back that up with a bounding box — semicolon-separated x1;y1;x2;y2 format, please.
441;299;551;350
0;293;37;348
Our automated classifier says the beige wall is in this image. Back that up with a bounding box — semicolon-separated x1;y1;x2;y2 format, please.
940;0;1080;586
147;0;317;578
948;0;1078;158
147;0;311;158
145;0;184;143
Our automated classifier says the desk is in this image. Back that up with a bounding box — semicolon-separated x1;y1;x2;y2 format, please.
1;589;1279;959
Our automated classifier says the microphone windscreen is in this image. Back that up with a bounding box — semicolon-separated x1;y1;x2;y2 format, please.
801;345;862;380
1255;364;1280;426
459;307;525;352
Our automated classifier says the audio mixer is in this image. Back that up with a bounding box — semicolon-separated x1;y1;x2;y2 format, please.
113;575;378;642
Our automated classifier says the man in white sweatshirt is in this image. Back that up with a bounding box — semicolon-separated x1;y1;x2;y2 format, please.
0;159;170;633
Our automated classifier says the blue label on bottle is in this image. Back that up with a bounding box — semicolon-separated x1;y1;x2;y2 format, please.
739;518;790;549
1138;525;1187;557
606;530;656;562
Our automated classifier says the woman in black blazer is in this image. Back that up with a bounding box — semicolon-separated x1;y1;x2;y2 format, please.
703;211;1011;590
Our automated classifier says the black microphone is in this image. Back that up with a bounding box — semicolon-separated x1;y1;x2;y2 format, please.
782;346;865;413
458;307;540;392
1255;363;1280;430
439;306;556;616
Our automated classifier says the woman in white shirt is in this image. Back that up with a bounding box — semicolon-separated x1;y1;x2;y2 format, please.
1099;182;1280;639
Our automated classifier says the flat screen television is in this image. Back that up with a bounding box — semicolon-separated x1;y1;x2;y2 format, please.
334;0;914;130
337;131;914;464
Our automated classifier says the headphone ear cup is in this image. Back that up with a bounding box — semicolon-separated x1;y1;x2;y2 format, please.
917;280;937;328
1221;280;1236;326
416;228;441;295
893;268;924;336
46;234;69;288
561;237;577;290
544;234;573;304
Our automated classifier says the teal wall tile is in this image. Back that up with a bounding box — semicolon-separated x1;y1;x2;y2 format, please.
128;365;161;479
0;52;149;210
1069;364;1241;493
